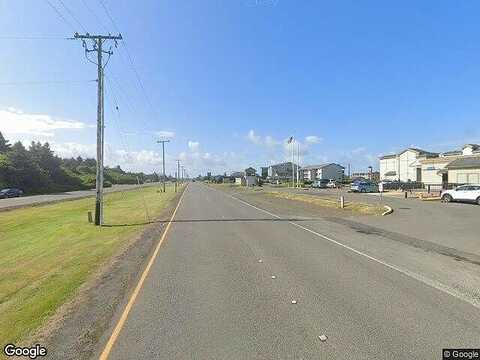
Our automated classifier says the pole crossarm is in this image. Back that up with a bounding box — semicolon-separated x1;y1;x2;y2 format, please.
73;32;123;40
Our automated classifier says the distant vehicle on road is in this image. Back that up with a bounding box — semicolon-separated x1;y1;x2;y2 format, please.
311;179;329;188
350;181;378;193
441;184;480;205
326;179;338;188
0;188;24;199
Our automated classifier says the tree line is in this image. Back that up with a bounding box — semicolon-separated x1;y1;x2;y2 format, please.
0;132;160;194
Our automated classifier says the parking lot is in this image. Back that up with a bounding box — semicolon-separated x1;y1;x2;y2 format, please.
264;185;480;257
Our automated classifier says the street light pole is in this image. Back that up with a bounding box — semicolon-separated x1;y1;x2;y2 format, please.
296;142;300;188
157;140;170;192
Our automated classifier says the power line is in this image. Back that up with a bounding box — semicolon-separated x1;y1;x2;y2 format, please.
80;0;110;33
0;36;70;40
57;0;88;33
98;0;160;121
0;79;96;86
44;0;76;31
97;0;121;33
104;81;152;221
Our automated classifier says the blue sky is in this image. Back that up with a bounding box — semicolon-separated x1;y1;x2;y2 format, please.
1;0;480;176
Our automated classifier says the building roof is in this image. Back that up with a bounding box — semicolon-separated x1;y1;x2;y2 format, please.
380;148;438;160
421;156;459;164
269;162;294;167
440;150;462;157
230;171;244;178
302;163;344;170
401;148;438;157
379;154;396;160
463;144;480;150
445;156;480;170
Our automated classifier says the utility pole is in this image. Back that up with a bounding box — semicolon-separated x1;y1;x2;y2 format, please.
288;136;294;188
176;159;181;191
74;32;122;226
157;140;170;192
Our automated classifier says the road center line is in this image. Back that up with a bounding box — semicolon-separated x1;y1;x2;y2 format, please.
217;188;480;310
98;185;188;360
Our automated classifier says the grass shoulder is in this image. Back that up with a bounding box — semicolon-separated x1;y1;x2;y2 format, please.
264;191;386;216
0;184;183;349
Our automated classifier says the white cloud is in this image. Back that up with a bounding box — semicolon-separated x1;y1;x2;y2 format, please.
188;141;200;152
50;142;96;158
155;130;175;139
51;141;167;172
305;135;322;144
264;135;280;147
0;107;91;138
246;129;262;145
351;146;366;154
246;130;281;148
110;149;163;167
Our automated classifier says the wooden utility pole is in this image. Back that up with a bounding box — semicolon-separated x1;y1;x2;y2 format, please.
157;140;170;192
176;159;181;190
74;32;122;225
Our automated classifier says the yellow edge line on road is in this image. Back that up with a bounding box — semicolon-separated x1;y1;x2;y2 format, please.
98;185;188;360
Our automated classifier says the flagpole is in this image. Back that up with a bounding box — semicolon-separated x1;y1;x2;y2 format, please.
297;142;300;188
291;139;294;188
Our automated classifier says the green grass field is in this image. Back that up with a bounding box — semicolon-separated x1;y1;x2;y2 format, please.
0;184;181;347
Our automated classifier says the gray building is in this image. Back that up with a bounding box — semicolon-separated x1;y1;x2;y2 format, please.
302;163;344;182
260;167;269;179
267;162;300;181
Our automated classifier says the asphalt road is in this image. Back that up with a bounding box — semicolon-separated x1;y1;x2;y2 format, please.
103;183;480;360
269;186;480;256
0;184;151;211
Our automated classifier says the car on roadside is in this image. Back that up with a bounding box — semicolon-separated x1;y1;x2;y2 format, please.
326;179;338;188
350;181;378;193
441;184;480;205
0;188;24;199
311;179;329;188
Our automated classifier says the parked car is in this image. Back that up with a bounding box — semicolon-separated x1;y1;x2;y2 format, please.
312;179;329;188
441;184;480;205
326;179;338;188
350;181;378;193
0;188;24;199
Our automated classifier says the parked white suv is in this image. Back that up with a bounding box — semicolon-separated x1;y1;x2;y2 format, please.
441;184;480;205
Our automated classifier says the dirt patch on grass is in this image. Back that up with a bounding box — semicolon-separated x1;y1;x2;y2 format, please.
264;191;386;216
26;190;184;360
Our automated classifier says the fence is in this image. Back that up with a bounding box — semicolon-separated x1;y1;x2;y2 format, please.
381;181;425;191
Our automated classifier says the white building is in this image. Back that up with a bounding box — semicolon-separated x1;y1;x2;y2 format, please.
302;163;344;182
379;148;438;182
380;144;480;186
420;144;480;186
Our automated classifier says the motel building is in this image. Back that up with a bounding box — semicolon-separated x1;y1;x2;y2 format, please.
379;144;480;188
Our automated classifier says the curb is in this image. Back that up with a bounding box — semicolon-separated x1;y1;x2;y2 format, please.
420;197;441;201
382;205;393;216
